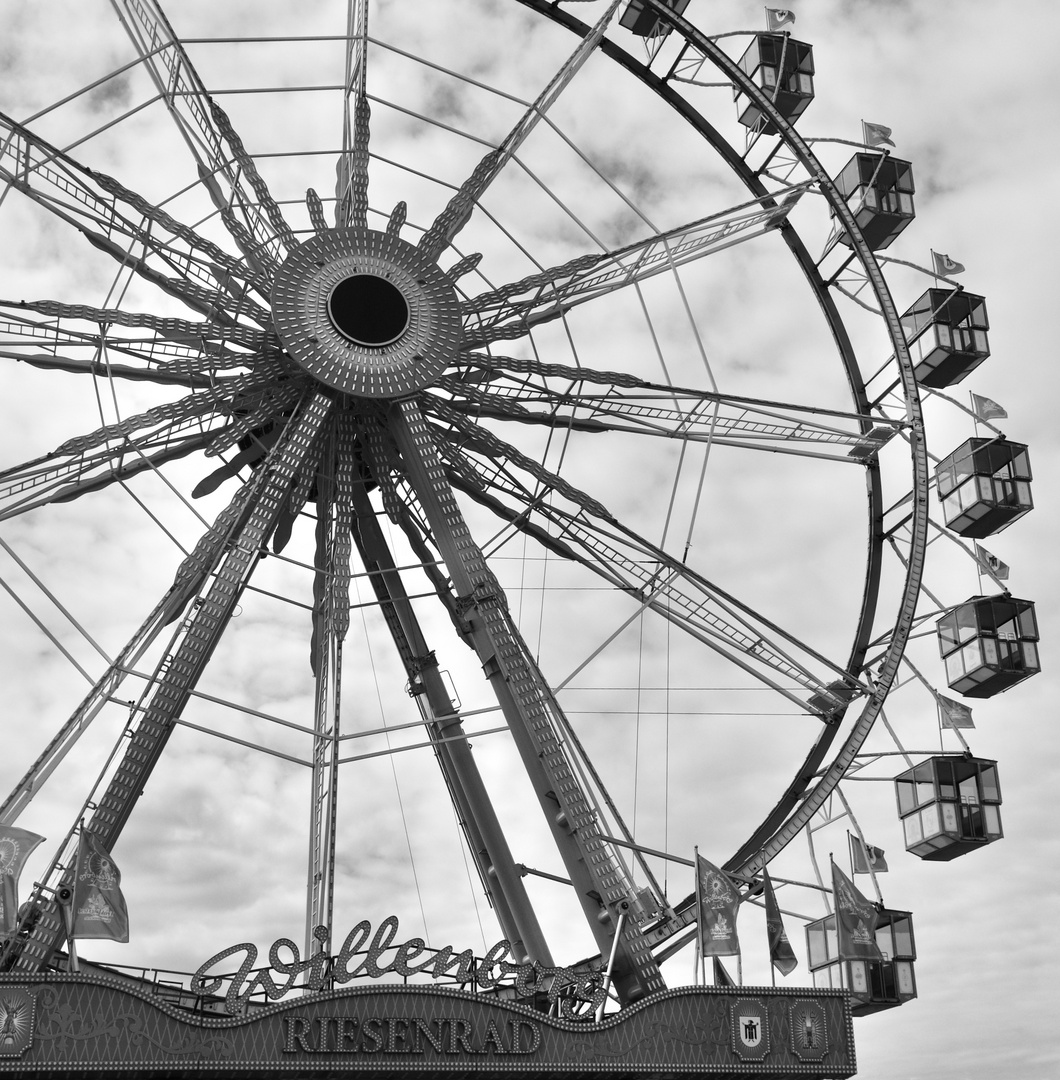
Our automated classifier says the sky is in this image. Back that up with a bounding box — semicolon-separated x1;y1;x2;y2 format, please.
0;2;1057;1078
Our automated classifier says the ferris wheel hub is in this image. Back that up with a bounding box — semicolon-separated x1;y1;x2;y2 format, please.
271;228;462;398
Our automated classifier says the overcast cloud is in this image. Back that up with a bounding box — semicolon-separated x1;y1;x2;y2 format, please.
0;3;1057;1079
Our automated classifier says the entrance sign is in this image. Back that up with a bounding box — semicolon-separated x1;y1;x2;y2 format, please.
189;917;604;1016
0;975;855;1077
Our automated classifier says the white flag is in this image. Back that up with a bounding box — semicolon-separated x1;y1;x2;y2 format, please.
976;544;1010;582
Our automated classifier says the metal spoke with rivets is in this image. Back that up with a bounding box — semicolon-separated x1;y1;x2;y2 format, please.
461;185;808;344
0;111;269;321
428;416;861;718
6;390;335;973
347;450;554;967
110;0;298;270
438;362;899;461
417;0;623;261
336;0;371;228
384;399;664;1005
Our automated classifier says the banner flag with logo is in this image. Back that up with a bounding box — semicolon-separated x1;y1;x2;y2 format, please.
695;854;741;957
938;694;975;729
0;826;44;934
831;860;882;961
763;868;798;975
71;830;129;942
849;833;889;874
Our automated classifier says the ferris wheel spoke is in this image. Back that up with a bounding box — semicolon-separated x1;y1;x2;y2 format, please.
417;0;624;260
0;348;216;390
0;371;301;519
303;411;360;953
0;460;278;830
1;299;268;351
460;184;809;344
110;0;298;268
9;389;336;974
433;430;861;717
0;427;218;521
346;465;555;966
381;399;665;1004
336;0;371;228
437;372;898;462
0;307;280;376
0;111;271;322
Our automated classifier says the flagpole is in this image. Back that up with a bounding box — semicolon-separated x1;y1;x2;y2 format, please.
596;908;626;1023
693;846;706;987
61;895;79;974
765;870;776;986
837;786;884;904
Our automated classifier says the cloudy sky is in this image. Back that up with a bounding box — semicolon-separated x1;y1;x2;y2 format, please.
0;2;1057;1078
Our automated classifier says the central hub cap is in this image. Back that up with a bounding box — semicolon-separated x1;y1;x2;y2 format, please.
271;228;462;398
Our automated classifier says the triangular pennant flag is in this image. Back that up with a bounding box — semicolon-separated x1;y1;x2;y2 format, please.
0;826;45;934
70;831;129;943
712;955;737;987
763;869;798;975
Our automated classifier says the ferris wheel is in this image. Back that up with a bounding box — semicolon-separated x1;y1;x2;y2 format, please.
0;0;1027;1070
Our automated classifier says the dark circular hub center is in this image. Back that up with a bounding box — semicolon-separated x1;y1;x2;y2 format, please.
327;274;410;346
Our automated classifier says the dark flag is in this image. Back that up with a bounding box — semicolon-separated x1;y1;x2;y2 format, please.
763;869;798;975
831;860;881;961
849;834;889;874
696;854;741;957
712;956;737;987
0;826;45;934
71;831;129;942
932;250;966;277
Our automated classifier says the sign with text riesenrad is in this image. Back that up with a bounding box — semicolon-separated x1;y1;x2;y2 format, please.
0;975;855;1077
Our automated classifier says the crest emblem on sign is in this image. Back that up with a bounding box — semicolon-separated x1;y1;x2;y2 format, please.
0;989;35;1058
730;999;769;1061
738;1014;762;1047
790;1000;828;1061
